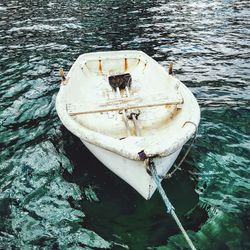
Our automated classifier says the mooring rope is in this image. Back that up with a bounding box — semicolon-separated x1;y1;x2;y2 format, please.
150;160;197;250
161;125;197;179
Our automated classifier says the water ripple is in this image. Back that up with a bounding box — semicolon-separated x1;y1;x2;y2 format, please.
0;0;249;249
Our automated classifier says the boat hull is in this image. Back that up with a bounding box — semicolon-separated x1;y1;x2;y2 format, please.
83;140;182;199
56;50;200;199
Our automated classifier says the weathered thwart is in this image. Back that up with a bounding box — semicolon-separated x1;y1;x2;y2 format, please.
66;93;183;116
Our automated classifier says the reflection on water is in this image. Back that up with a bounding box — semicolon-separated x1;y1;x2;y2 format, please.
0;0;249;249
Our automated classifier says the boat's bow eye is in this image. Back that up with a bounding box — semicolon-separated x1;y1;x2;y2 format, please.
108;73;132;90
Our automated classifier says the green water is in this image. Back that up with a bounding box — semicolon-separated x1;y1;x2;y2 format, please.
0;0;249;249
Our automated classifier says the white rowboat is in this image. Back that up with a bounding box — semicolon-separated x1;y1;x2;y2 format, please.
56;51;200;199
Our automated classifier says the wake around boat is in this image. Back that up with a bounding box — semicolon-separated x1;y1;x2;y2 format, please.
56;50;200;199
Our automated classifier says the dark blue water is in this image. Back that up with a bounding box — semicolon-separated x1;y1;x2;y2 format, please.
0;1;249;249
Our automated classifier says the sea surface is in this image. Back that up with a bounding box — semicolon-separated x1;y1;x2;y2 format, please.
0;1;249;249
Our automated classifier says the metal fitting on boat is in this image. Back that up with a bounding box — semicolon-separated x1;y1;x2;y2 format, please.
138;151;154;176
182;121;198;131
138;150;147;161
59;68;67;85
127;110;140;120
146;158;156;176
168;62;173;75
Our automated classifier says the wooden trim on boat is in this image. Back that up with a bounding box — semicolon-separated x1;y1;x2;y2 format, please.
67;94;183;116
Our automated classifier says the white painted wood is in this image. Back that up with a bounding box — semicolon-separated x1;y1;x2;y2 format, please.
56;50;200;199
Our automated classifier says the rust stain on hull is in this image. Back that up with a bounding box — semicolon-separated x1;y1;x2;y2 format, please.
124;58;128;71
98;59;103;73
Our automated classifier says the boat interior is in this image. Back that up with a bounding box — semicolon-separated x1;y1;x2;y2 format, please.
63;51;193;140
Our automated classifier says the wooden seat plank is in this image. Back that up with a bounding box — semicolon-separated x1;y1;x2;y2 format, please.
67;93;183;116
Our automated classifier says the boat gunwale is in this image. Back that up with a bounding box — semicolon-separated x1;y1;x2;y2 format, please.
56;50;200;160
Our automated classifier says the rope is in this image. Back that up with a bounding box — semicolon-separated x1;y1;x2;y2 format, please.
161;121;198;179
150;160;197;250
